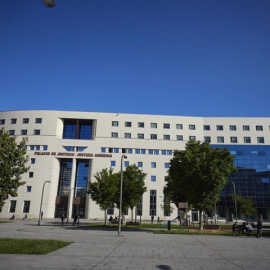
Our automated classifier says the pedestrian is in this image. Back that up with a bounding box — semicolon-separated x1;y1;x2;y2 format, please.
151;215;154;223
61;212;65;226
41;211;43;219
256;218;263;238
109;215;113;225
77;213;80;226
157;216;160;224
73;213;77;225
232;222;239;236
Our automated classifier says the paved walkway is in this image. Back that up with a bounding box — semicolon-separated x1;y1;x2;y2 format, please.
0;219;269;270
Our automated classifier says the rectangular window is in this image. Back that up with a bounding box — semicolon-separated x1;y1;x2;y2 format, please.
189;136;196;140
114;148;119;153
138;133;144;139
138;122;144;128
23;118;29;124
9;200;17;213
151;123;157;128
151;176;156;181
204;125;210;131
230;137;238;143
111;132;118;138
189;124;195;130
167;150;172;155
217;136;224;143
148;149;153;155
216;125;223;131
111;161;116;167
34;129;40;135
151;162;156;168
107;203;114;215
176;124;183;130
256;125;263;131
163;135;170;140
138;162;143;168
163;123;170;129
112;121;118;127
125;122;132;127
101;147;106;153
243;125;250;131
63;119;93;140
23;201;30;213
127;148;133;154
124;161;129;167
257;137;265;143
150;190;156;216
125;133;131;138
36;145;40;150
151;134;157;140
154;149;159;155
30;145;35;150
164;163;169;168
230;125;237;131
29;172;34;178
27;186;32;192
135;149;140;154
21;130;27;135
244;137;251;143
31;158;36;164
43;145;48;151
11;118;17;124
0;119;5;125
204;136;211;143
9;130;15;135
162;150;166;155
141;149;146;154
35;118;42;124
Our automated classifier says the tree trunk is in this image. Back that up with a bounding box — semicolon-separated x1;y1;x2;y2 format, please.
104;210;107;225
199;209;203;230
131;208;133;222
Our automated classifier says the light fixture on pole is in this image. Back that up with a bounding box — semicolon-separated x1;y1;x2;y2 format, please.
38;181;51;226
43;0;56;8
118;154;127;235
231;180;238;223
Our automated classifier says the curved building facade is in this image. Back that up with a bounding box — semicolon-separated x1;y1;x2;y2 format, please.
0;110;269;222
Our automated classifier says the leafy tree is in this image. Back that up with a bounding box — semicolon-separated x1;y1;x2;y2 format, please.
87;167;118;225
166;140;236;230
235;195;256;221
115;164;147;221
0;128;29;208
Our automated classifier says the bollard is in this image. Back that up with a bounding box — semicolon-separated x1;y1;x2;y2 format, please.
168;220;171;230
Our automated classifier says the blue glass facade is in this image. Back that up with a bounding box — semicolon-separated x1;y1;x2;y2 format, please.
63;119;93;139
212;145;270;219
75;160;89;197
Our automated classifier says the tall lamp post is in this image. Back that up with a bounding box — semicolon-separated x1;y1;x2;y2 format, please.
43;0;56;7
118;154;127;235
38;181;51;226
231;180;238;223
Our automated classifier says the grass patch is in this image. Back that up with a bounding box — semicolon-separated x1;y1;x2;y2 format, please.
0;221;10;224
0;238;72;255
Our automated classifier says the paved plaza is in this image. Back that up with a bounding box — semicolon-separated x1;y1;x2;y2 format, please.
0;219;269;270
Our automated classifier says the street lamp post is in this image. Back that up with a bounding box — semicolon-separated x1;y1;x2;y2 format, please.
42;0;56;7
38;181;51;226
118;154;127;235
231;180;238;223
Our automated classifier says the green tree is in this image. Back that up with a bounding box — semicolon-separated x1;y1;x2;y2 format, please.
87;167;118;225
235;195;256;221
166;140;236;230
0;128;29;208
115;164;147;221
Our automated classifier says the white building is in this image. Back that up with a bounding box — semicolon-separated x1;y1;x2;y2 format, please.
0;110;270;221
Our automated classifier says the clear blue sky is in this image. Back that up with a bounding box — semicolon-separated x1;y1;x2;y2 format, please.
1;0;269;117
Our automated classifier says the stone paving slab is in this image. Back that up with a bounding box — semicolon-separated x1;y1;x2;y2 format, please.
0;219;269;270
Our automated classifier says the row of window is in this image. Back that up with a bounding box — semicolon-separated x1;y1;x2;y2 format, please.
101;147;173;155
5;200;31;213
0;118;42;125
204;125;268;131
205;136;266;144
112;121;194;130
111;121;270;132
5;129;41;136
110;160;170;169
28;145;48;151
111;132;195;141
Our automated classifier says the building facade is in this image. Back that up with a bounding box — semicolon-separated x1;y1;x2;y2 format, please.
0;110;269;222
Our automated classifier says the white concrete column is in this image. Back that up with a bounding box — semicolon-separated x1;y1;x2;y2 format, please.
85;159;93;219
67;158;77;219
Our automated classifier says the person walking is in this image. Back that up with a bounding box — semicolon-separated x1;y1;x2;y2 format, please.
73;213;77;225
256;218;263;238
151;215;154;223
61;212;65;226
